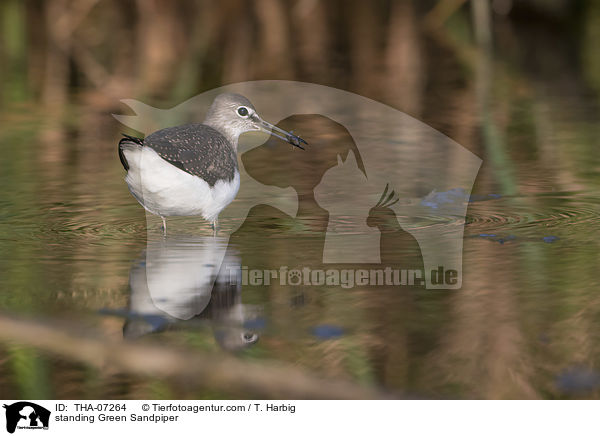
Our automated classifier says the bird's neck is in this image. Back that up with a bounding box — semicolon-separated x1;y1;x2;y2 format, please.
203;119;240;150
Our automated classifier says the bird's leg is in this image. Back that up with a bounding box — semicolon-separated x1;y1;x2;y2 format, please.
211;219;219;236
161;216;167;236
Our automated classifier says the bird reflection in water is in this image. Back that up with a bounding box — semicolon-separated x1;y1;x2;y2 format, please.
121;235;260;351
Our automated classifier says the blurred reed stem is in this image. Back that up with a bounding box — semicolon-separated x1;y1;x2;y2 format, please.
0;313;407;399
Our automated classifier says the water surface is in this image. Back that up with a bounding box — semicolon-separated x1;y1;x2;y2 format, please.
1;85;599;399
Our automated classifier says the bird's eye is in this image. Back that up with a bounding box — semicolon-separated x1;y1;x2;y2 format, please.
237;106;249;117
241;332;258;343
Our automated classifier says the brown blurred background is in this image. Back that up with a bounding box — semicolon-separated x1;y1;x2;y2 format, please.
1;0;597;116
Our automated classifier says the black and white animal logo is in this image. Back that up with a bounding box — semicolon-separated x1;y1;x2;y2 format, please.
3;402;50;434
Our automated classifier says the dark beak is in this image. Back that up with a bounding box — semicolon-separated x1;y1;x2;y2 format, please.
254;115;307;150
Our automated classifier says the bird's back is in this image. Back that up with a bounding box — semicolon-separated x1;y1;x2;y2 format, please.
144;123;238;187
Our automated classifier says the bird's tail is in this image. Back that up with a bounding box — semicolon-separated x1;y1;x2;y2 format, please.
118;134;144;171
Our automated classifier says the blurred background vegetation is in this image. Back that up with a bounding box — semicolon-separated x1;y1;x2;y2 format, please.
0;0;596;112
1;0;600;400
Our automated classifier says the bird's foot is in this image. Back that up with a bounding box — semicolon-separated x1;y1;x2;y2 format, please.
161;217;167;236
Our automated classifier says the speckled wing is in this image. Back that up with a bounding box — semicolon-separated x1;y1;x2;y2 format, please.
144;124;237;187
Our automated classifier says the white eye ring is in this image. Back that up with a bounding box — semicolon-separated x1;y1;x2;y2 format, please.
236;106;250;118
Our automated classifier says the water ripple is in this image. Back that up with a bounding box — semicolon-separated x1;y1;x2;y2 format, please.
465;192;600;239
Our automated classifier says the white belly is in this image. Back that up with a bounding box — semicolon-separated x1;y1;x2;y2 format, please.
123;146;240;221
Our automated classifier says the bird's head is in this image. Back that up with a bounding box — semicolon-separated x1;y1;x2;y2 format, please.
204;93;306;149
